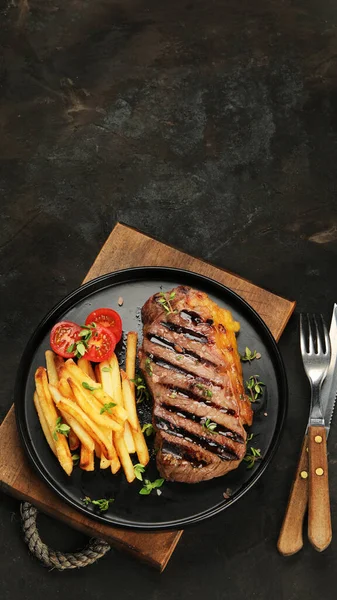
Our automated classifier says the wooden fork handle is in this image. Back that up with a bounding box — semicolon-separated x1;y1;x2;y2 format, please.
308;425;332;552
277;434;309;556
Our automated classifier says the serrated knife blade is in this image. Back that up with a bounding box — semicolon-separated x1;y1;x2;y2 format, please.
320;303;337;436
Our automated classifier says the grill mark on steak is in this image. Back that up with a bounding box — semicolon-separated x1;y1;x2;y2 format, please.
161;321;209;343
161;440;208;468
155;417;239;460
161;384;238;416
149;354;224;388
160;403;245;443
179;310;214;326
147;333;218;367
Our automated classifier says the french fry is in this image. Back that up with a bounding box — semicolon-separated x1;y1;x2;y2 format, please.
113;432;135;483
49;385;115;460
100;455;111;469
58;376;74;399
67;378;122;432
35;368;73;475
109;354;123;405
78;357;96;380
94;442;101;458
125;331;137;386
64;359;127;423
110;454;121;475
93;388;127;423
80;445;94;471
109;354;136;452
54;355;64;378
121;371;150;466
33;391;57;455
95;364;101;384
68;428;80;451
132;427;150;466
121;370;138;431
45;351;59;385
58;409;95;451
64;360;101;390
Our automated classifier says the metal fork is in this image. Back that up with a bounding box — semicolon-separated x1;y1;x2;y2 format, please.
300;313;332;551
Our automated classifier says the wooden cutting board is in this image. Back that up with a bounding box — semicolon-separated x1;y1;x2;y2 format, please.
0;223;295;571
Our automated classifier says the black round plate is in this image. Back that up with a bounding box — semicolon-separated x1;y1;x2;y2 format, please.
15;267;287;530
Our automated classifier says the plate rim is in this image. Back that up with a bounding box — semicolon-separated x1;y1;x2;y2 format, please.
15;266;288;530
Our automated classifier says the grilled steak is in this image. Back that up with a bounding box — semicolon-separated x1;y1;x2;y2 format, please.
139;285;253;483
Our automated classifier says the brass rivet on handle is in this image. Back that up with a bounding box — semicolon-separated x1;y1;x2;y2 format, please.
315;467;324;476
314;435;323;443
300;470;308;479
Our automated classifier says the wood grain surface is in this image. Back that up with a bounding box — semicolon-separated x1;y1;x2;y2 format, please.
308;425;332;552
0;223;295;570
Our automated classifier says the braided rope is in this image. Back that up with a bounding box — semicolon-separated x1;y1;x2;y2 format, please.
20;502;111;570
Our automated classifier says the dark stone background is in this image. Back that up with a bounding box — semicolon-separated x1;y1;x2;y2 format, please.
1;0;337;598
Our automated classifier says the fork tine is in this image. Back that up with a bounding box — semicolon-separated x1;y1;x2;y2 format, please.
300;313;307;355
313;315;322;355
321;314;331;356
307;313;314;354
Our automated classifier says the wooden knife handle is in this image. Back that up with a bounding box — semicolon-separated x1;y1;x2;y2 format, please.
308;425;332;552
277;435;309;556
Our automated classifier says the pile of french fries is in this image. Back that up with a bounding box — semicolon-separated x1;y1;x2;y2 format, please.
33;331;149;483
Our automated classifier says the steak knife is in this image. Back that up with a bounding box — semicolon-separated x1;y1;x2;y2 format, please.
277;304;337;556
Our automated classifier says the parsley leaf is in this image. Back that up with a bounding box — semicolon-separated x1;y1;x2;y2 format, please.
246;375;265;402
244;447;262;469
53;416;71;441
71;454;80;465
139;478;165;495
101;366;111;372
130;374;150;404
82;496;114;512
82;381;96;392
100;402;116;414
141;423;155;437
145;357;153;377
195;383;213;398
134;463;145;481
202;418;217;434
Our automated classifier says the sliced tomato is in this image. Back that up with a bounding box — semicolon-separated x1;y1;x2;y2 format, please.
84;324;116;362
50;321;81;358
85;308;122;342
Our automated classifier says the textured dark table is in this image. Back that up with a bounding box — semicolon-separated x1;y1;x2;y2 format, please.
2;0;337;598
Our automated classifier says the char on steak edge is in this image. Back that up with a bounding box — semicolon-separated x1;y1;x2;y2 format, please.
139;285;253;483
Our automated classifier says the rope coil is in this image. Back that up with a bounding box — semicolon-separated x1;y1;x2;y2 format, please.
20;502;111;570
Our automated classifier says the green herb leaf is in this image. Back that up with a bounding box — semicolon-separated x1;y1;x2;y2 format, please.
240;347;259;363
72;454;80;465
139;478;165;495
67;343;76;353
53;416;70;440
82;381;96;392
130;374;150;404
244;447;262;469
100;402;116;414
246;375;265;402
156;291;177;315
134;463;145;481
141;423;155;437
195;383;213;398
102;366;111;372
202;418;217;434
247;433;254;442
81;496;114;511
76;342;86;357
91;498;114;512
145;357;153;377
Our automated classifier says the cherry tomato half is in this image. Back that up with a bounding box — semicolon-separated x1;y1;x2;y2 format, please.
50;321;81;358
84;324;117;362
85;308;122;343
